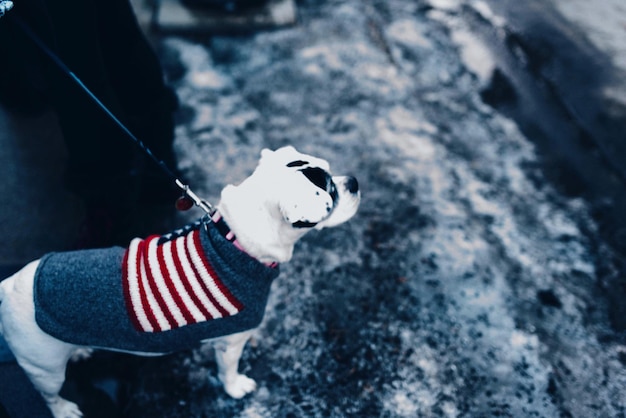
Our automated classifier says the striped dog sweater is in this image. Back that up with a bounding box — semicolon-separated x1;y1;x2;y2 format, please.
33;219;280;353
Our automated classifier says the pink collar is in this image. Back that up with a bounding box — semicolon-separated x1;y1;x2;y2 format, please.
210;211;278;268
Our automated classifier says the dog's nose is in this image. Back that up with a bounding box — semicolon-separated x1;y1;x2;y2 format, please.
346;176;359;194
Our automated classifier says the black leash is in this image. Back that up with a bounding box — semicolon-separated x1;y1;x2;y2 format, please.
2;7;215;215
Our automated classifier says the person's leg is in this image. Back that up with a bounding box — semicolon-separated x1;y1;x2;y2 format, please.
45;0;181;244
43;0;137;204
0;0;136;246
3;0;178;246
95;0;179;173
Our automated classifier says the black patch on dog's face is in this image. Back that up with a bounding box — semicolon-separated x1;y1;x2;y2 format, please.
288;167;339;229
292;220;318;228
300;167;338;204
286;160;309;167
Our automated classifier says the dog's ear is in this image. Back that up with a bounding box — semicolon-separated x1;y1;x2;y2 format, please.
260;148;273;159
261;146;301;164
273;145;298;157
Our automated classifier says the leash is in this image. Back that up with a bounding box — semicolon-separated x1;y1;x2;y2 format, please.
1;5;215;216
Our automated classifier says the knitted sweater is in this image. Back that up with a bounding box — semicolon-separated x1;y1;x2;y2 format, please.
33;219;280;353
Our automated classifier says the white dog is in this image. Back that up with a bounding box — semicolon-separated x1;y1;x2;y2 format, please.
0;146;360;418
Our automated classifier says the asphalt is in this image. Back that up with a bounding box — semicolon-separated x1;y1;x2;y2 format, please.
1;1;626;417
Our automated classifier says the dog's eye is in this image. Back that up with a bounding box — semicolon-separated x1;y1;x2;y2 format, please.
300;167;329;190
287;160;309;167
299;167;338;205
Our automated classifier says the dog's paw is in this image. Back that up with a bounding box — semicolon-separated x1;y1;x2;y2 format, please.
223;374;257;399
48;397;83;418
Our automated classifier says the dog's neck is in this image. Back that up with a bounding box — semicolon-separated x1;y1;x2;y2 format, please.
216;182;309;264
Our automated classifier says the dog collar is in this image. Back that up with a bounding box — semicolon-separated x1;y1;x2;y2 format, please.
210;212;279;268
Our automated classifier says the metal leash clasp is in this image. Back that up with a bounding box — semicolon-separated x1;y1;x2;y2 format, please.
174;179;216;216
0;0;14;18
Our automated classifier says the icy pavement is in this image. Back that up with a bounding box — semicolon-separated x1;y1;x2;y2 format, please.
118;0;626;416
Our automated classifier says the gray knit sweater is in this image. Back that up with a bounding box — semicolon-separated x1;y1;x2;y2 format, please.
33;220;279;353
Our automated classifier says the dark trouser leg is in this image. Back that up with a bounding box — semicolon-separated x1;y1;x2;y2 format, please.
23;0;177;205
43;0;137;205
2;0;178;245
95;0;179;172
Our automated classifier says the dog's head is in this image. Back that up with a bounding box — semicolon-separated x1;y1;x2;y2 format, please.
218;146;360;262
257;146;360;230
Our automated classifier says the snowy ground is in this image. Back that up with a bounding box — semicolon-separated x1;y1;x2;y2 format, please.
96;1;626;417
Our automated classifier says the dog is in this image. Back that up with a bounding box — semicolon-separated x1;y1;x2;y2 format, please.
0;146;360;418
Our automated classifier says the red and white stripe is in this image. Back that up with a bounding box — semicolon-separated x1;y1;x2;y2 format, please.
122;229;243;333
